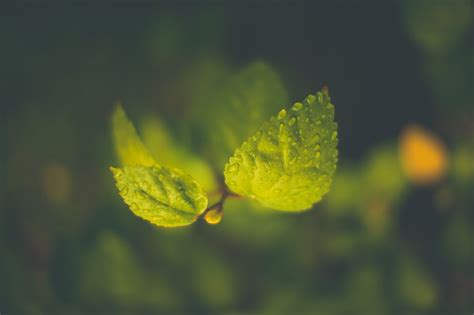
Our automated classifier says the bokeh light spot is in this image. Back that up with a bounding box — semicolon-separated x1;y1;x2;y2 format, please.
399;125;448;185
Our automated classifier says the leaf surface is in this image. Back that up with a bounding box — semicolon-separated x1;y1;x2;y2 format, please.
111;165;208;227
110;105;208;227
112;104;156;167
224;89;338;211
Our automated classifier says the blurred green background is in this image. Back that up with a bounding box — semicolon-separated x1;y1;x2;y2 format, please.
1;1;473;314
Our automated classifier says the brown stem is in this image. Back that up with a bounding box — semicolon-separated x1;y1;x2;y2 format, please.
203;189;228;215
203;187;241;216
202;164;243;217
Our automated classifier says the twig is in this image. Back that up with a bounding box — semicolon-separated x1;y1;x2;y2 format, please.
203;187;241;216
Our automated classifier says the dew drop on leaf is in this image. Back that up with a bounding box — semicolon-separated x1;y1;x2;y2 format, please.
224;88;338;211
292;102;303;111
307;95;316;103
278;109;287;120
111;165;208;227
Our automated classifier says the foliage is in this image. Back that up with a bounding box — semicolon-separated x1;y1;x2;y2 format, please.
110;165;208;227
224;89;338;211
193;62;289;166
111;105;156;167
111;105;208;227
3;3;473;314
110;69;338;226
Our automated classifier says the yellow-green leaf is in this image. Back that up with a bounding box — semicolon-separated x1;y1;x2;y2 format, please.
110;105;209;227
111;104;156;167
224;89;338;211
110;165;208;227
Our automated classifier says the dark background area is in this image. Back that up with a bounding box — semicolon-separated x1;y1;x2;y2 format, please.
1;1;472;314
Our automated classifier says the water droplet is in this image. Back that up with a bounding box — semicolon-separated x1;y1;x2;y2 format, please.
278;109;287;120
331;131;338;140
316;120;321;125
307;95;316;103
315;152;321;159
288;117;297;126
292;102;303;111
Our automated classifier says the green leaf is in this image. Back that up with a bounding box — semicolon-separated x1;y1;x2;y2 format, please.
224;89;338;211
110;105;209;227
110;165;208;227
192;62;288;166
111;104;156;167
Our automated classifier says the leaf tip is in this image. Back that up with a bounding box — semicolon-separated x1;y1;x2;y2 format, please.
112;102;126;118
109;166;121;177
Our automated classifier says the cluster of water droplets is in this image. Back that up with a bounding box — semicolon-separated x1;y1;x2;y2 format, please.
224;90;338;210
112;165;207;226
